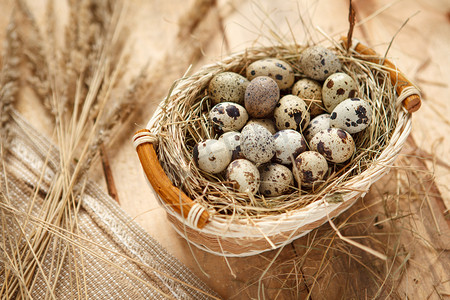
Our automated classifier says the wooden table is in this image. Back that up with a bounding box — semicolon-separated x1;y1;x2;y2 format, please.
3;0;449;298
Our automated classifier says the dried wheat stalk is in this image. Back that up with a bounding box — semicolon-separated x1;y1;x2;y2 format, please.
0;19;20;143
0;0;152;297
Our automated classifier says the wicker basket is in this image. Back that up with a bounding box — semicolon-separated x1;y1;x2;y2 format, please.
134;37;420;257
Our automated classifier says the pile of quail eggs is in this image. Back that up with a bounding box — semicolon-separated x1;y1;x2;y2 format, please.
193;45;372;198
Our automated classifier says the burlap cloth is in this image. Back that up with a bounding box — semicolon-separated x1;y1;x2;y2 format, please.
0;111;219;299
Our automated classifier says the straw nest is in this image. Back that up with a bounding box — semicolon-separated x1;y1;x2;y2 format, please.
145;40;413;256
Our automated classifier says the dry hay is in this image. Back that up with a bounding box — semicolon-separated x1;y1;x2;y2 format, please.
151;41;399;218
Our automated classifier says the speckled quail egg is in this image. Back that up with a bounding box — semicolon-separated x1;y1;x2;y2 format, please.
244;76;280;118
208;72;249;105
304;114;331;142
309;128;355;163
226;159;260;195
273;95;310;131
322;72;358;112
193;139;232;174
294;151;328;187
292;78;325;117
273;129;307;165
218;131;244;161
209;102;249;132
246;58;295;89
300;45;342;81
259;163;294;197
240;123;275;164
246;118;277;134
330;98;372;134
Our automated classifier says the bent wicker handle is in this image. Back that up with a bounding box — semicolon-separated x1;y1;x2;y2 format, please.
133;129;210;229
341;37;421;113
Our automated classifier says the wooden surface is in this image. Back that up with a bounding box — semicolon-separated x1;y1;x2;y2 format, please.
3;0;449;299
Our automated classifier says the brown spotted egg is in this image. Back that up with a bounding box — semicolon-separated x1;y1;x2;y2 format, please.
244;76;280;118
309;128;355;163
273;95;310;131
322;72;358;112
300;46;342;81
226;159;260;195
294;151;328;187
218;131;244;161
246;118;277;134
209;102;248;132
259;163;294;197
304;114;331;142
330;98;372;134
292;78;325;117
240;123;275;164
246;58;295;89
273;129;307;165
208;72;249;105
193;139;231;174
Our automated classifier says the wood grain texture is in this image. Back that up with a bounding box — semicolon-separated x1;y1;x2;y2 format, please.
7;0;450;298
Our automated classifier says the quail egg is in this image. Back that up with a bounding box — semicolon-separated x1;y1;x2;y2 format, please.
294;151;328;187
226;159;260;195
218;131;244;161
304;114;331;142
244;76;280;118
240;123;275;164
273;129;307;165
300;45;342;81
193;139;232;174
309;128;355;163
259;163;294;197
246;58;295;89
208;72;250;105
292;78;325;117
209;102;248;132
322;72;358;112
246;118;277;134
274;95;310;131
330;98;372;134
